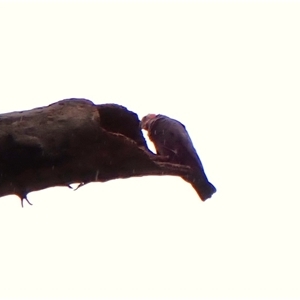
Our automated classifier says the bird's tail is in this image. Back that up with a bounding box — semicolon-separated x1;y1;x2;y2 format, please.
182;169;216;201
191;180;216;201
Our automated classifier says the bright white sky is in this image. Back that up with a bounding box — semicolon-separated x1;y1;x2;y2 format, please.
0;1;299;299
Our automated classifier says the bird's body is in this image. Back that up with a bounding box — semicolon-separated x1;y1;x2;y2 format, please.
140;114;216;201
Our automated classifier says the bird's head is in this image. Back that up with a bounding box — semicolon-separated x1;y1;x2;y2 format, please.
140;114;157;130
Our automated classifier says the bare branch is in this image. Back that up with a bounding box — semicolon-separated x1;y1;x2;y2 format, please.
0;98;196;202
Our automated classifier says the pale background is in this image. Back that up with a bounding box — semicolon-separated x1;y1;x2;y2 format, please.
0;1;299;299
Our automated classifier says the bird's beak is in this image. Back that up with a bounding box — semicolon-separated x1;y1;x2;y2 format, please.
140;116;149;130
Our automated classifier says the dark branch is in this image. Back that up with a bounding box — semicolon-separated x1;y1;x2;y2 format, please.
0;98;196;202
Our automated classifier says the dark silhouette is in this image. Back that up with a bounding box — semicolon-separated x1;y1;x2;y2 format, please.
0;99;196;206
141;114;216;201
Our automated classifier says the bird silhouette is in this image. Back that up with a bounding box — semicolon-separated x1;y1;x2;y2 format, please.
140;114;216;201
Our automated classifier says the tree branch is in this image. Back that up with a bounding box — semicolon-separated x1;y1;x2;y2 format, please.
0;98;194;202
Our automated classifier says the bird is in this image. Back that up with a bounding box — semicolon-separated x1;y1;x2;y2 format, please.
140;114;216;201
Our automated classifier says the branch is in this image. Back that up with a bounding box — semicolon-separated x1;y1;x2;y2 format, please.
0;98;195;202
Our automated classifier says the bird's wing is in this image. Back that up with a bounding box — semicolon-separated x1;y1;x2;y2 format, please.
155;115;204;170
